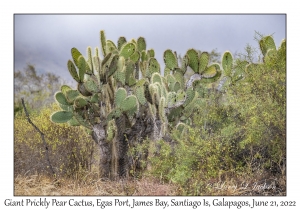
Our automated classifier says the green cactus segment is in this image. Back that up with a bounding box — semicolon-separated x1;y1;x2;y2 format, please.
222;51;233;76
148;58;160;75
186;49;199;73
86;47;93;74
118;37;127;50
137;37;146;52
135;85;147;105
176;123;186;134
107;120;117;142
101;52;112;69
107;54;119;78
67;60;80;82
183;88;195;107
173;71;184;88
125;60;135;84
199;52;209;74
166;74;176;91
58;103;73;112
183;101;196;118
68;117;81;126
201;70;222;84
74;97;88;108
114;67;126;85
176;90;186;103
175;123;189;139
149;84;160;105
115;88;127;108
181;54;190;74
93;56;101;82
71;47;83;68
78;56;86;82
147;102;156;119
168;106;183;122
121;95;138;113
90;93;99;103
100;30;107;57
259;35;276;56
61;85;72;96
232;60;248;81
183;91;198;118
151;73;162;85
159;97;166;121
173;82;181;92
84;76;100;93
277;39;286;59
77;83;92;97
167;92;177;107
65;90;80;103
163;49;177;70
140;61;151;78
107;108;122;121
141;50;148;62
73;112;92;129
130;51;140;63
201;65;217;78
51;111;73;123
164;67;171;77
119;43;135;59
147;49;155;58
193;81;207;97
55;91;70;105
106;40;117;54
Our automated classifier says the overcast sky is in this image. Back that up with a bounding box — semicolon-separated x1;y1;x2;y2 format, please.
14;14;286;84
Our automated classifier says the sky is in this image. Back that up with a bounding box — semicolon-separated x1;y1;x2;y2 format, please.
14;14;286;85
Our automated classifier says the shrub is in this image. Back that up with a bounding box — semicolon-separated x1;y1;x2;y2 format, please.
14;103;97;178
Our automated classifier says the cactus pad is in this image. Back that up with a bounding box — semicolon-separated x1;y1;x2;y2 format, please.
201;65;217;78
100;30;107;57
186;49;199;73
51;111;73;123
148;58;160;75
222;51;233;76
55;91;70;105
199;52;209;74
120;43;135;59
163;49;177;70
137;37;146;52
71;47;83;68
121;95;138;112
67;60;80;82
118;36;127;50
115;88;127;108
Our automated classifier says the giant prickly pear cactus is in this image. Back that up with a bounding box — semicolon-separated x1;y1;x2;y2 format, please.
50;30;224;179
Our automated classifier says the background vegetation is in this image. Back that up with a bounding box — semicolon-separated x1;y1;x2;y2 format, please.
14;33;286;195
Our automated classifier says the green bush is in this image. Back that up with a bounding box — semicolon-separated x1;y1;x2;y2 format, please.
14;103;97;178
147;35;286;195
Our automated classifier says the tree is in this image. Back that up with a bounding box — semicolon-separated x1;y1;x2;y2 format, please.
14;64;63;113
50;30;223;179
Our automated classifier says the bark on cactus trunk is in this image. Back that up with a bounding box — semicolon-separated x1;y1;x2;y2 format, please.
91;111;158;180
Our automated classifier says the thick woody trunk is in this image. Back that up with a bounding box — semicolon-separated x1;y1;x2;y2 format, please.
91;112;158;180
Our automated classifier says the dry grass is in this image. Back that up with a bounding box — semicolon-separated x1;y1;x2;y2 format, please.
14;174;178;196
14;171;285;196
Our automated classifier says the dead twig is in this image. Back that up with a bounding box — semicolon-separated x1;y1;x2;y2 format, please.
21;98;56;178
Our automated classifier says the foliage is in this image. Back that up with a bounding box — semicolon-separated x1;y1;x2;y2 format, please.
14;103;96;178
14;64;64;114
147;34;286;195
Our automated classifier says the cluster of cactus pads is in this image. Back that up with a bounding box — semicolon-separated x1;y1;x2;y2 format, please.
51;31;284;179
